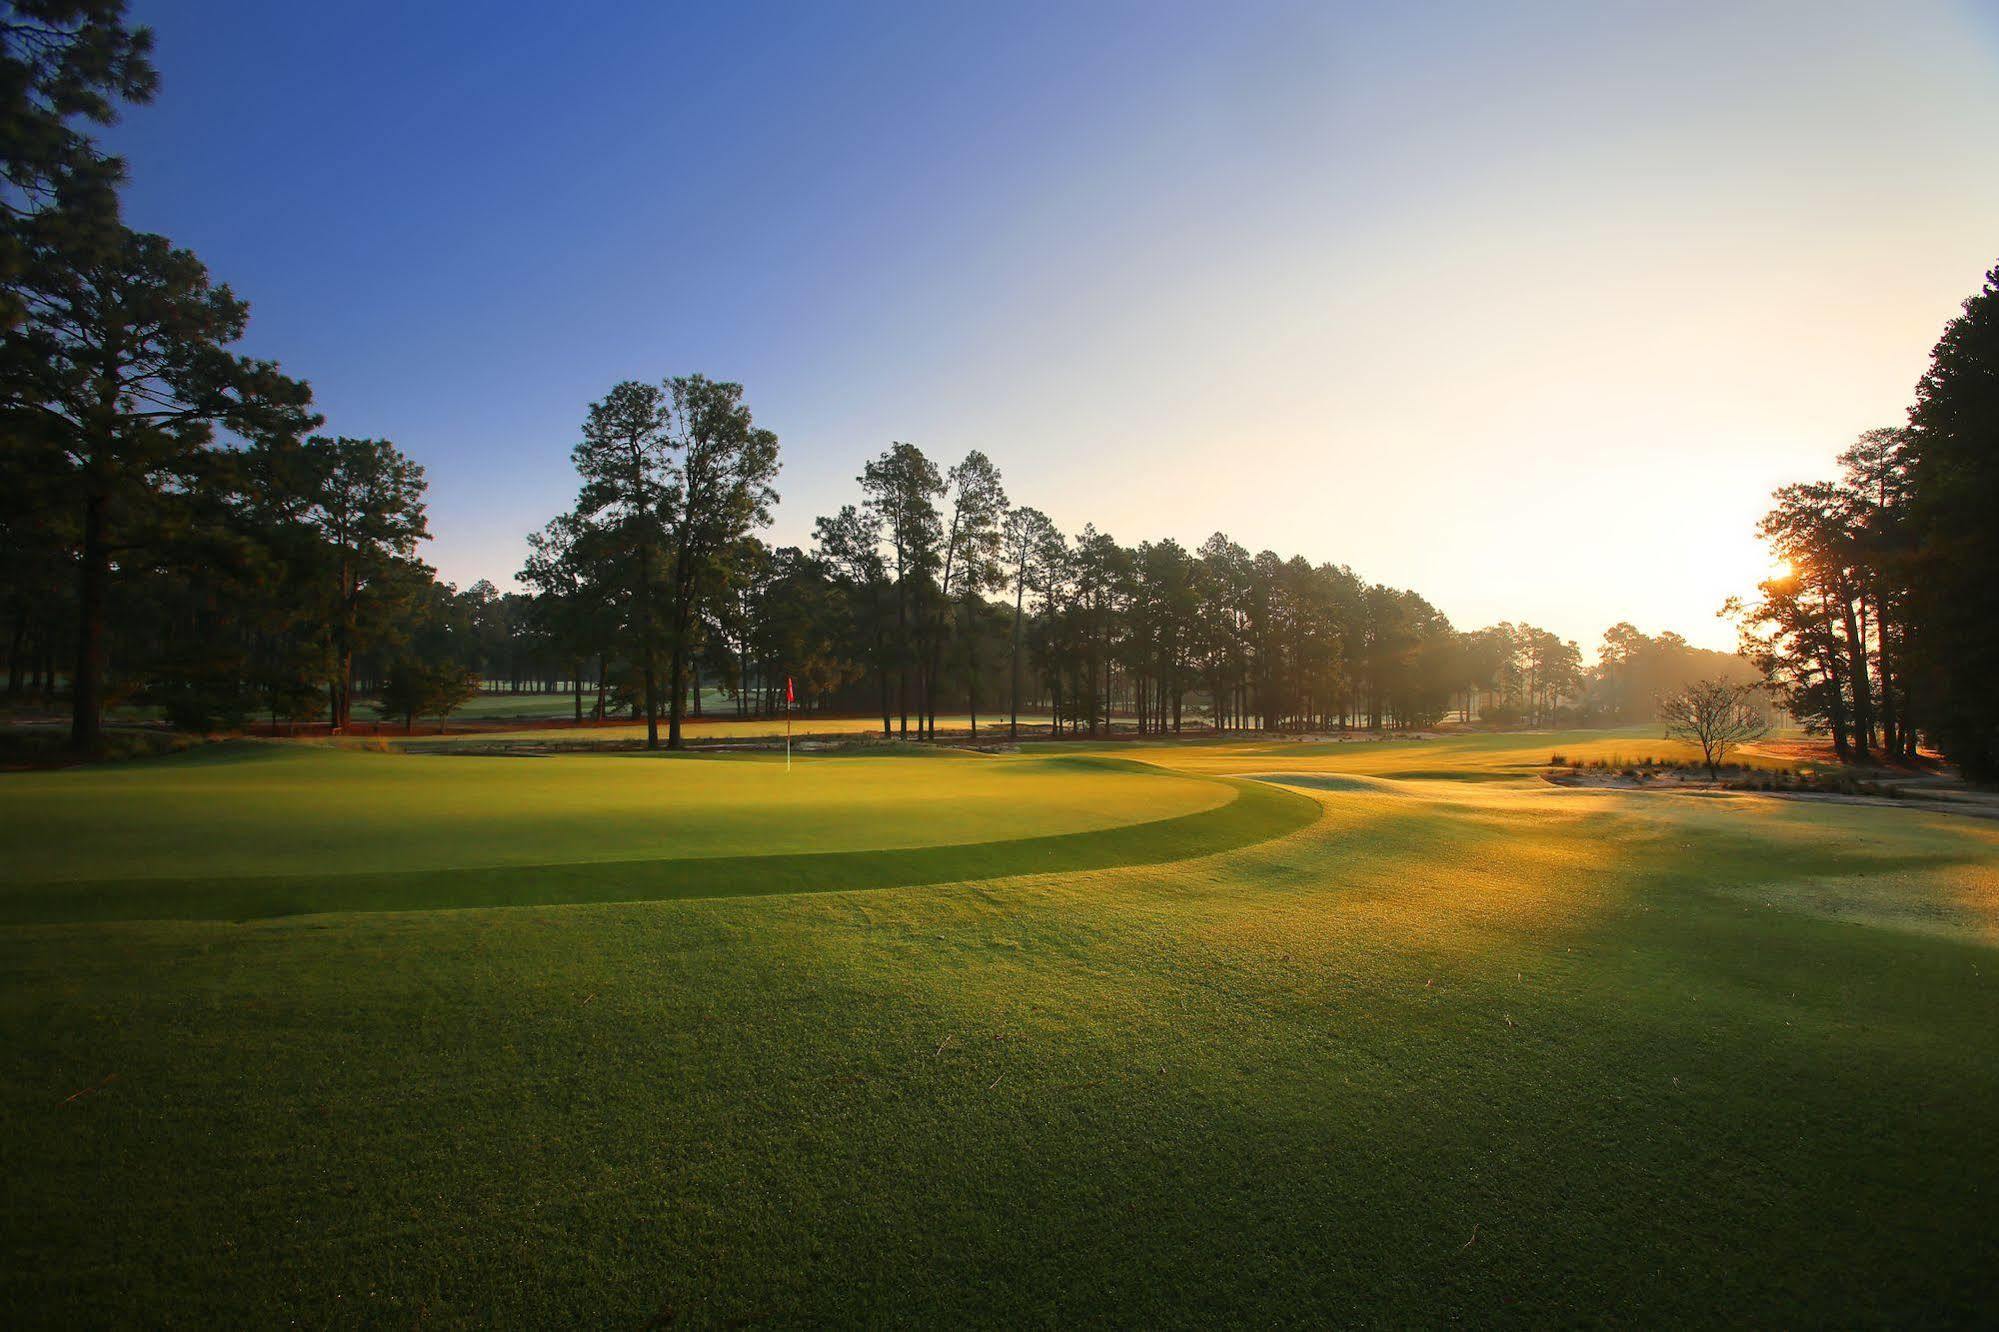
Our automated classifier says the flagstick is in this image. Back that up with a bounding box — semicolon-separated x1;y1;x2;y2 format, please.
785;686;791;773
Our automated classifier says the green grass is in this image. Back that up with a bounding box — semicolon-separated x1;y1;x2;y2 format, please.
443;688;741;721
0;744;1236;885
1037;724;1747;775
0;748;1306;924
442;691;588;720
423;711;1043;743
3;728;1997;1323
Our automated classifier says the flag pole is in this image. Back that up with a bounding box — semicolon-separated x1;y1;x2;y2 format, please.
785;675;792;773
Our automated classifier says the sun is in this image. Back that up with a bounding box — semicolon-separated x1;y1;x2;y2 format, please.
1767;556;1795;581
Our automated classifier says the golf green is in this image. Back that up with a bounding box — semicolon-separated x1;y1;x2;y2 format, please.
0;743;1311;922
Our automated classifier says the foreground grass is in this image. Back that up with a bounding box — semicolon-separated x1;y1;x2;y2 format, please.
2;732;1997;1323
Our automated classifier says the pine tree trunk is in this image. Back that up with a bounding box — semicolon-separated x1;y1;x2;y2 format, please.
7;603;26;696
878;625;892;737
968;609;979;738
639;542;659;750
69;490;109;751
1871;590;1899;759
667;632;686;750
1820;633;1852;761
1009;570;1025;739
1839;588;1874;760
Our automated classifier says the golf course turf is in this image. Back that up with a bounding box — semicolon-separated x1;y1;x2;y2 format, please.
3;728;1996;1323
0;748;1311;923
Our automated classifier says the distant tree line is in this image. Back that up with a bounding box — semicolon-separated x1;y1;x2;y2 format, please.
0;3;1768;753
1590;623;1758;725
1734;263;1999;778
526;417;1524;748
518;404;1736;749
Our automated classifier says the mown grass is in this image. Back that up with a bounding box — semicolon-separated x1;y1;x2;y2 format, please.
439;691;591;720
1050;725;1734;777
420;712;1036;744
0;744;1231;888
443;688;752;721
2;730;1996;1323
0;757;1308;925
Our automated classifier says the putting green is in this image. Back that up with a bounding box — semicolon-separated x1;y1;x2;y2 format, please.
0;743;1316;923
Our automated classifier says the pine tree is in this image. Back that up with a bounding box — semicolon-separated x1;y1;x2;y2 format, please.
1906;263;1999;777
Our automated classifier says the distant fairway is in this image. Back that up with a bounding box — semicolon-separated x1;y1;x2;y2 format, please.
442;691;595;720
4;728;1998;1323
422;711;1037;743
442;688;764;722
1051;725;1800;778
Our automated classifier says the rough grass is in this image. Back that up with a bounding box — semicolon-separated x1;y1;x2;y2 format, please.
2;729;1997;1324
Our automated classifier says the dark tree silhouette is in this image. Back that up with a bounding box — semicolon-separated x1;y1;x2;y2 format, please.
567;381;672;748
658;375;778;750
0;1;156;328
1;222;314;748
1906;264;1999;778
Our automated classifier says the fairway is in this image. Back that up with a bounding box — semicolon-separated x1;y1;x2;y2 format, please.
415;712;1036;743
444;688;737;721
4;731;1999;1324
1048;725;1782;778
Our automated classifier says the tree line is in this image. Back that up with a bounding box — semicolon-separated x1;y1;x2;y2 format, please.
0;4;1760;753
1734;263;1999;778
519;395;1742;749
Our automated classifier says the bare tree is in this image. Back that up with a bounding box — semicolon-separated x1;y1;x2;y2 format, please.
1660;677;1771;782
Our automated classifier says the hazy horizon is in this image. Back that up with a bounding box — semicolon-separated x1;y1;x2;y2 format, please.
109;0;1999;652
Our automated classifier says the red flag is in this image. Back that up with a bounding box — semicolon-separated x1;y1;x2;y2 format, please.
786;676;795;704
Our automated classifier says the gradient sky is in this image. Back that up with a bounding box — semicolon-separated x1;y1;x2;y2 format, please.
110;1;1999;652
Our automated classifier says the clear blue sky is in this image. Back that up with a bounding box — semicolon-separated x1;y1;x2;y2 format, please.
112;1;1999;650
